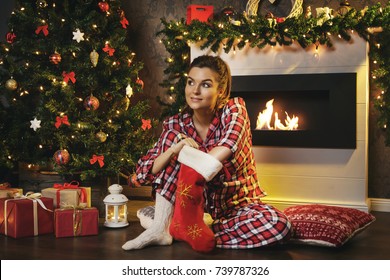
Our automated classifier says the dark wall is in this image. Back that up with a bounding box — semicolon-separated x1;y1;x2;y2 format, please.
1;0;389;199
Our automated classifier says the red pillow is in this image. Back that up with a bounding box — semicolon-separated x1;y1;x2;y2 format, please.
284;204;376;247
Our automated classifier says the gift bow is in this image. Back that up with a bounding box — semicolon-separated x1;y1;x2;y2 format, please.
0;182;11;189
35;25;49;36
90;154;104;167
62;71;76;84
53;181;87;207
55;115;70;128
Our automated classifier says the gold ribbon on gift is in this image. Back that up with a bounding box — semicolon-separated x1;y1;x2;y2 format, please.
58;202;93;236
4;192;52;236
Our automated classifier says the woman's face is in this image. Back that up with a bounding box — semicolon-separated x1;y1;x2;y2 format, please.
185;66;222;113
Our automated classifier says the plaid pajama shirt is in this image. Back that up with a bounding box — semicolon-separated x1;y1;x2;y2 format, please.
135;97;291;249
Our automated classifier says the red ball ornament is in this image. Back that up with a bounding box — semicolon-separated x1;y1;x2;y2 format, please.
49;53;62;64
83;95;100;111
136;78;144;89
98;1;109;12
53;149;70;165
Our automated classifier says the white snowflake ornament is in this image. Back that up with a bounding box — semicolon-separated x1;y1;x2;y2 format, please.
72;29;85;43
30;117;41;131
126;84;133;98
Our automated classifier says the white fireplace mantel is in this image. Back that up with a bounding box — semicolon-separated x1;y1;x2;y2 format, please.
191;33;370;211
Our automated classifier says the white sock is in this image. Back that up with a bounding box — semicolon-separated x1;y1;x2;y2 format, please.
137;206;155;229
122;193;173;250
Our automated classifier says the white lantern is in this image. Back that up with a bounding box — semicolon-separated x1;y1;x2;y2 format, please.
103;184;129;228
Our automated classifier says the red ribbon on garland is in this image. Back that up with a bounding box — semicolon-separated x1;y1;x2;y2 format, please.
55;115;70;128
53;181;87;208
35;25;49;36
90;154;104;168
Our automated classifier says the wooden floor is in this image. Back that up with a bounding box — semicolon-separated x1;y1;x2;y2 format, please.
1;199;390;260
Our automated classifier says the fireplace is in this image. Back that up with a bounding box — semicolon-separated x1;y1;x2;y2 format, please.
191;33;370;211
231;73;357;149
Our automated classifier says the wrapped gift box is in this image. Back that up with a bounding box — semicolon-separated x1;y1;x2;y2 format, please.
42;183;91;208
186;5;213;25
54;207;99;238
0;196;54;238
0;188;23;199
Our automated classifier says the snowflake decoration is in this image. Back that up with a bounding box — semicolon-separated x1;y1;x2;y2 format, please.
178;182;193;208
72;28;85;43
126;84;133;98
30;117;41;131
187;224;202;240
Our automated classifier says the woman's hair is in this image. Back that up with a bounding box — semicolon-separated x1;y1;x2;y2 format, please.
183;55;232;114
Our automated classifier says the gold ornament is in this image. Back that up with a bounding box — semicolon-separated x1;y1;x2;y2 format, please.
90;50;99;67
96;131;107;142
115;96;130;111
5;78;18;91
83;95;100;111
49;52;62;64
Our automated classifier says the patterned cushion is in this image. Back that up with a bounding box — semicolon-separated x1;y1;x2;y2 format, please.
284;204;376;247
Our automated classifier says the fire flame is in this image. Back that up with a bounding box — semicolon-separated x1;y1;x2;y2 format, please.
256;99;299;130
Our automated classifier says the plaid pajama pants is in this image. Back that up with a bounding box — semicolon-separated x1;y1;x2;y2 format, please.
211;203;292;249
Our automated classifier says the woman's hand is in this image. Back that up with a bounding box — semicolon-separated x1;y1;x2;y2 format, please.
171;137;199;155
151;134;198;175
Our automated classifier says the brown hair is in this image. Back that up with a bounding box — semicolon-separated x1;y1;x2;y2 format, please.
183;55;231;114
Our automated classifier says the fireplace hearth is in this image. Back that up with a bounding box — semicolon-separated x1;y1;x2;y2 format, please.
232;73;356;149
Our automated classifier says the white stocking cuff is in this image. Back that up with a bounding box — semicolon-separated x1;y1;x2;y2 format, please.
178;146;223;182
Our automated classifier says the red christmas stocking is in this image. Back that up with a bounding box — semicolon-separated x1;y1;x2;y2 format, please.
169;146;222;253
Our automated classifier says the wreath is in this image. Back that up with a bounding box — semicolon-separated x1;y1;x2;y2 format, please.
246;0;303;18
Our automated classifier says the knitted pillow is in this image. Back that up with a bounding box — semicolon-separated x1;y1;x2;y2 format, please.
284;204;376;247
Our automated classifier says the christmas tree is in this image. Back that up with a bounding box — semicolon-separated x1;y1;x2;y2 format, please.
0;0;156;181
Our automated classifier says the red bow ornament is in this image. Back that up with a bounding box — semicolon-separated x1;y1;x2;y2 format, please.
141;119;152;130
103;44;115;56
6;32;16;43
35;25;49;36
62;71;76;84
120;17;129;29
90;154;104;168
55;115;70;129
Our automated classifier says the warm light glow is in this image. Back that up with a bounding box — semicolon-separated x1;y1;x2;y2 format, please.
256;99;299;130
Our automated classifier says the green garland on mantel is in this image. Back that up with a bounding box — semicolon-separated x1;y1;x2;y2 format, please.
157;3;390;145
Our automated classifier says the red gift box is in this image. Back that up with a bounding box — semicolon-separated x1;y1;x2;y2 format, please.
186;5;213;25
54;207;99;238
0;196;54;238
